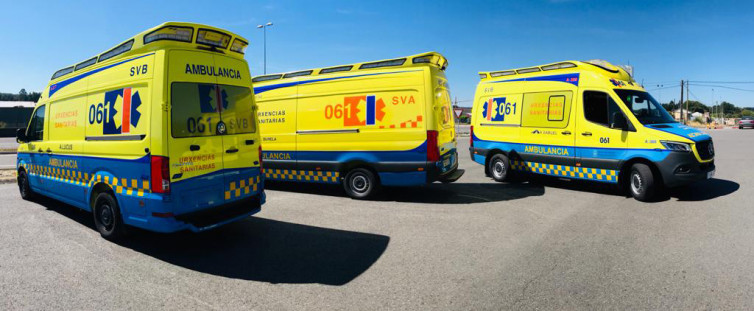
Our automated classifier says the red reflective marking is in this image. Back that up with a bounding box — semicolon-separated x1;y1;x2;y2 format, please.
122;88;131;133
215;85;223;112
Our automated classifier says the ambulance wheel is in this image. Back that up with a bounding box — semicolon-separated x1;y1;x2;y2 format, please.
344;168;379;199
488;153;511;182
93;192;127;241
628;163;657;202
17;170;35;200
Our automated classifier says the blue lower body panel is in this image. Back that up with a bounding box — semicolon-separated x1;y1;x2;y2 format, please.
16;152;265;234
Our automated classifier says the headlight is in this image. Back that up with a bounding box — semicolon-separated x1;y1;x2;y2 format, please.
661;141;691;152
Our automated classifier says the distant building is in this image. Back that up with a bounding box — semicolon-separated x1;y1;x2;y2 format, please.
0;101;35;108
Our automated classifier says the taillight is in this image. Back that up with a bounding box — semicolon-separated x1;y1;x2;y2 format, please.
427;130;440;162
150;156;170;194
470;125;474;147
258;145;263;167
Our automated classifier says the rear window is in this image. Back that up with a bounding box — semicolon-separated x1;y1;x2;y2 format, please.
521;91;573;128
171;83;256;138
436;88;453;128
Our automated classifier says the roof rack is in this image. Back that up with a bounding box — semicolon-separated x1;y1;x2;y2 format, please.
252;52;448;84
49;22;249;81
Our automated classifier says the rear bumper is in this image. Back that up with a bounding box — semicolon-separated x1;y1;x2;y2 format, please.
656;151;715;188
132;191;265;233
426;149;463;183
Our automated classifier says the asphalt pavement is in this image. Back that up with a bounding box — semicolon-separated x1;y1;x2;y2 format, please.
0;129;751;310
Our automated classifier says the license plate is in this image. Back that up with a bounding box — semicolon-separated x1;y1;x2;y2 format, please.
707;169;715;179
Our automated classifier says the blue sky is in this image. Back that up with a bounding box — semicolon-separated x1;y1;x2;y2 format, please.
1;0;753;107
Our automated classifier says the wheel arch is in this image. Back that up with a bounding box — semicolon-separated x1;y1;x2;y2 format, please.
88;182;117;213
484;148;509;176
618;157;664;188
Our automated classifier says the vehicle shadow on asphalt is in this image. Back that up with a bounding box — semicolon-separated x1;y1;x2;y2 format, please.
265;180;546;204
523;175;739;202
663;178;739;202
33;197;389;286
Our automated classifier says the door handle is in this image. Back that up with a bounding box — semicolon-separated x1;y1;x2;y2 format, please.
190;145;200;151
226;148;239;154
581;132;593;136
561;131;572;135
245;140;255;145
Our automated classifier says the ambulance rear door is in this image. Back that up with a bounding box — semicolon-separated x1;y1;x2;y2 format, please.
167;50;226;214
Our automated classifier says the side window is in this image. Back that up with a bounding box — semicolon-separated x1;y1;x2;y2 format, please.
521;91;572;128
547;95;566;121
26;105;46;141
583;91;623;128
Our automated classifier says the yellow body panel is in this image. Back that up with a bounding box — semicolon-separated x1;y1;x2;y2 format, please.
17;22;264;233
472;60;714;186
254;52;454;154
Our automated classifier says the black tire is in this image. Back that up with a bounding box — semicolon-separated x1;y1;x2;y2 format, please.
92;192;127;240
343;168;379;199
740;126;743;129
628;163;657;202
17;170;35;200
487;153;511;182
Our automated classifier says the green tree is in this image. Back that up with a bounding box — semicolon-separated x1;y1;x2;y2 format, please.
18;88;27;101
711;101;740;117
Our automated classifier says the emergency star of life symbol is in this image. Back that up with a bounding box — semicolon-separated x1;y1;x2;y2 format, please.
482;97;507;122
199;84;228;113
343;95;386;126
103;88;142;135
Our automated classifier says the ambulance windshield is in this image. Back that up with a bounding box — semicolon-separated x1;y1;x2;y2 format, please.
614;89;676;125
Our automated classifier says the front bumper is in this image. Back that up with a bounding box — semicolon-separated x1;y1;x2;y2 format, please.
656;151;715;188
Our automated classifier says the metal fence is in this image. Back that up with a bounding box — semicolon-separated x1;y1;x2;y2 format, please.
0;107;33;137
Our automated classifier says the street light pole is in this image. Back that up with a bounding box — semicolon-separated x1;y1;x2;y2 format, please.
257;22;273;74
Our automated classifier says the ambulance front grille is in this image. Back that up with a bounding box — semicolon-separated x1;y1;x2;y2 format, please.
695;139;714;160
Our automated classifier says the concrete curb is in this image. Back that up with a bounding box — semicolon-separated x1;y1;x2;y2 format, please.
0;167;16;184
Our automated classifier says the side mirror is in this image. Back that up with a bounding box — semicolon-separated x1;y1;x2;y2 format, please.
16;128;27;143
611;112;629;130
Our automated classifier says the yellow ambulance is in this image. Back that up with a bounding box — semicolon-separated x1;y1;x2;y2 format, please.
470;60;715;201
15;22;264;240
253;52;463;199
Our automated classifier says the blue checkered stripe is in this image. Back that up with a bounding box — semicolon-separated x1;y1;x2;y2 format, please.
263;169;340;183
510;160;618;183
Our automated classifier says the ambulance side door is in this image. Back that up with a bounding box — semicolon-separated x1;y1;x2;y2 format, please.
24;105;48;191
575;90;629;174
518;89;576;167
255;85;297;172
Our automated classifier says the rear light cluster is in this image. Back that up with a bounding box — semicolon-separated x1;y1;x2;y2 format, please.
470;125;474;148
258;145;263;167
150;156;170;194
427;130;440;162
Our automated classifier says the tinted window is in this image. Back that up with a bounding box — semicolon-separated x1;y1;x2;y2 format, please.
171;83;256;138
521;91;572;128
26;105;46;141
583;91;625;128
614;89;676;125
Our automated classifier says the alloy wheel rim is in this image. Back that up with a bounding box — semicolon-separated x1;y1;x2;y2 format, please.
99;204;114;230
631;173;643;194
352;175;369;193
494;161;506;178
